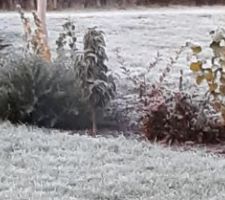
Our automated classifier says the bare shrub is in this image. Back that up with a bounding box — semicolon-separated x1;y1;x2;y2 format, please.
140;47;225;144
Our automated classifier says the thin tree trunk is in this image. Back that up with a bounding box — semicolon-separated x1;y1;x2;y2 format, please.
53;0;57;9
84;0;88;8
91;107;97;137
97;0;101;7
30;0;35;10
37;0;51;61
37;0;48;41
9;0;13;10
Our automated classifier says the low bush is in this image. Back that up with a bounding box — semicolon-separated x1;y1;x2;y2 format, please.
140;47;225;144
142;86;225;144
0;54;96;130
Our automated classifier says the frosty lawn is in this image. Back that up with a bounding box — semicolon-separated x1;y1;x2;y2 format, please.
0;122;225;200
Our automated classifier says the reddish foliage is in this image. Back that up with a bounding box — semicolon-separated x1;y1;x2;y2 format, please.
142;87;225;145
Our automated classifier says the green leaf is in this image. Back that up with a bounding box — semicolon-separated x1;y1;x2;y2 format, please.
191;46;202;54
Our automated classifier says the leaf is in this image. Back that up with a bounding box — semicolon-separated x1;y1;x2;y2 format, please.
220;73;225;84
219;59;225;67
85;52;98;63
204;70;214;81
213;100;222;111
208;83;218;92
191;45;202;54
196;75;205;85
219;85;225;95
190;61;202;72
210;41;225;59
210;41;220;50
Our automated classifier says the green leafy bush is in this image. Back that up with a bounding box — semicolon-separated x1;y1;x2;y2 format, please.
0;21;116;132
0;54;93;130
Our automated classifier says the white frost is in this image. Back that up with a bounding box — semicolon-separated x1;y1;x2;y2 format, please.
0;122;225;199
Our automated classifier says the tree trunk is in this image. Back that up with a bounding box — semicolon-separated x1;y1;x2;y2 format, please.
37;0;48;41
97;0;101;7
53;0;57;9
84;0;88;8
30;0;35;9
9;0;13;10
91;107;97;137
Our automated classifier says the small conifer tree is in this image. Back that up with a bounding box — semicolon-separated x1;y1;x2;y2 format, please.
75;28;116;136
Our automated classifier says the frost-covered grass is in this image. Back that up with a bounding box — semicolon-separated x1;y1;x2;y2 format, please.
0;122;225;199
